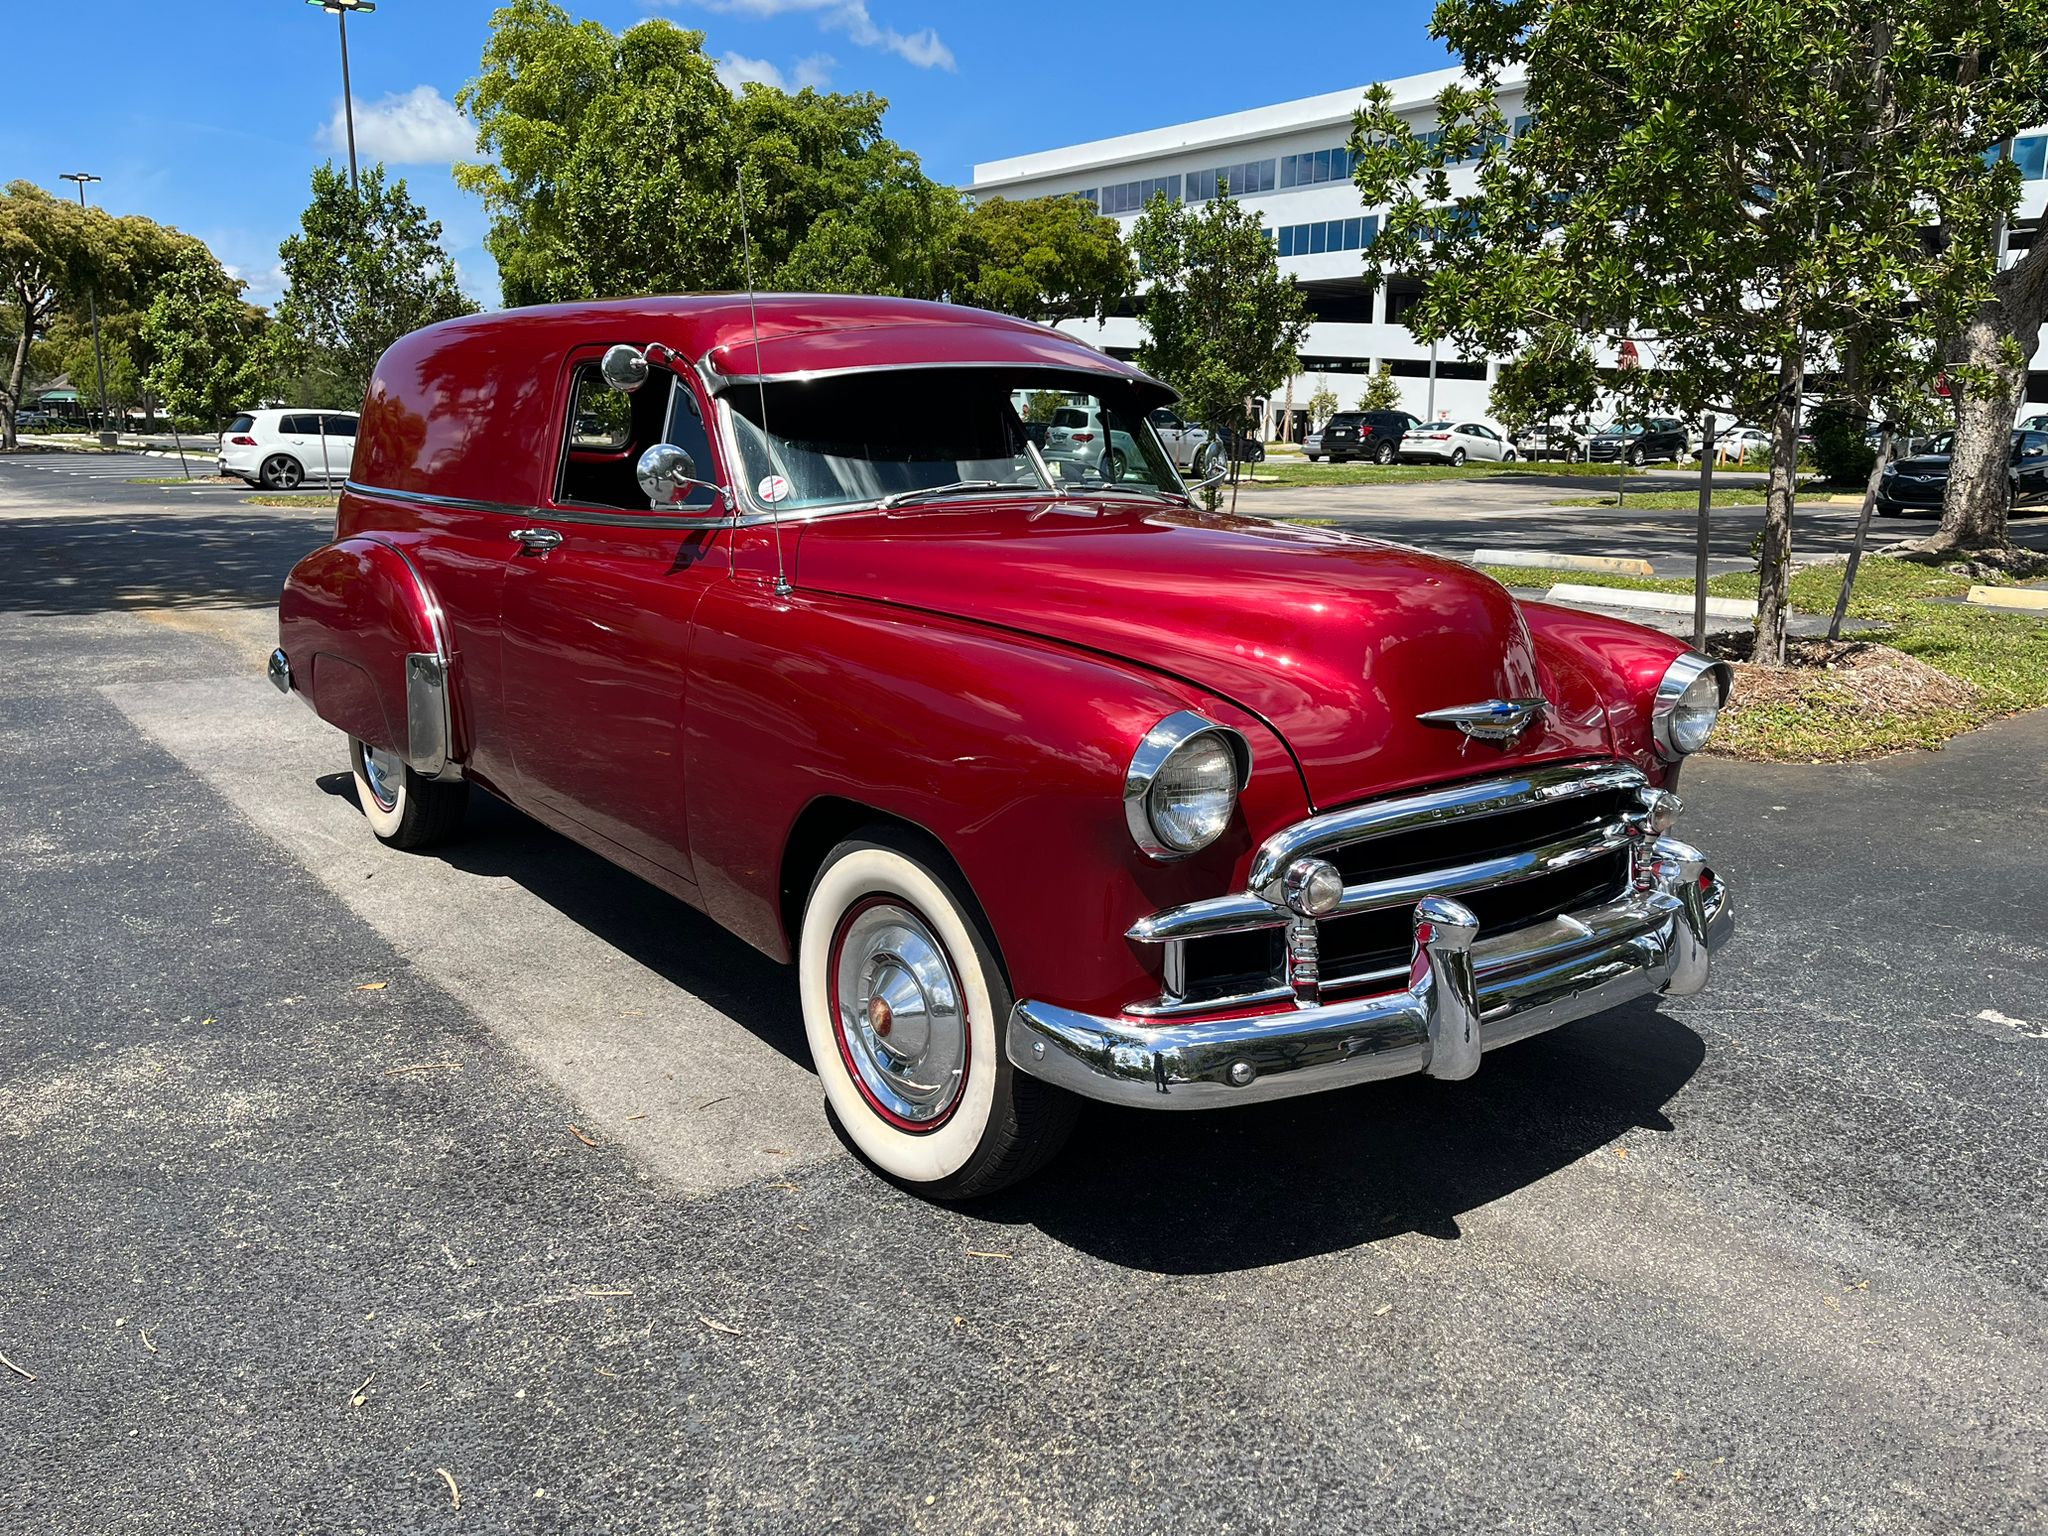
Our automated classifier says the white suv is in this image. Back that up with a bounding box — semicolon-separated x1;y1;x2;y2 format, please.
219;408;358;489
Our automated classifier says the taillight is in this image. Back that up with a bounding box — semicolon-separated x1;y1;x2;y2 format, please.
230;435;258;446
1072;432;1095;442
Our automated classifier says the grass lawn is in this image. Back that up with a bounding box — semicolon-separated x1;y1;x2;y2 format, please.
244;494;340;509
1247;460;1633;489
1548;489;1773;510
1481;557;2048;760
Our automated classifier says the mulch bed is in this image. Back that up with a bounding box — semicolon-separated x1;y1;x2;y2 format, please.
1709;634;1979;716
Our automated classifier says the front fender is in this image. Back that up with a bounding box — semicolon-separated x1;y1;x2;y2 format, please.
682;584;1308;1017
1520;600;1691;781
277;537;457;774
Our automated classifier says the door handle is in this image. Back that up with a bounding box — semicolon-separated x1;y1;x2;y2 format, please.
512;526;563;552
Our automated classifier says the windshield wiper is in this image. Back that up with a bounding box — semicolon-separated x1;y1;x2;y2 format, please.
878;480;1045;510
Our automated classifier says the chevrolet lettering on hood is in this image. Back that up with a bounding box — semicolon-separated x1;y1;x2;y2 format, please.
272;293;1736;1199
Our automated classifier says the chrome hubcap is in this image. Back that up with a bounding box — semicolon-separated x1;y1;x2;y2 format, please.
833;901;966;1126
361;743;404;811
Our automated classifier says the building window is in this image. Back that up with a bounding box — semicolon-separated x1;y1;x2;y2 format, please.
1187;159;1276;201
1100;174;1182;215
1276;215;1379;258
2016;135;2048;181
1279;145;1357;189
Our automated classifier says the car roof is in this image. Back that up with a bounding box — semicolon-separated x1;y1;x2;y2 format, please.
393;293;1172;402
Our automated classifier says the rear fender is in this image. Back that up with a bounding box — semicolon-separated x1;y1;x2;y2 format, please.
277;537;457;776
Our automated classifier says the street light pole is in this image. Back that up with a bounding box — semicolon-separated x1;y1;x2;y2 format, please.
59;173;109;440
307;0;379;193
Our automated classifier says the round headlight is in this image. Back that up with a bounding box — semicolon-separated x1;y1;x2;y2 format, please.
1125;712;1247;859
1651;655;1730;759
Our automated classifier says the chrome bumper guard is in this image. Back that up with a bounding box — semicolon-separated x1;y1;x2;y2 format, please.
1008;836;1732;1110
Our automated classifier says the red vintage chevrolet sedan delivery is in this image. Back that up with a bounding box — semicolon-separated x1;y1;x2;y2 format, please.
272;294;1733;1197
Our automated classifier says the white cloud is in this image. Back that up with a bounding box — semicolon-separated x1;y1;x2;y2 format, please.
678;0;953;70
323;85;474;166
716;50;834;90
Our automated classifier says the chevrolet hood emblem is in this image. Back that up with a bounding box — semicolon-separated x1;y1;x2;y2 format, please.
1417;697;1548;743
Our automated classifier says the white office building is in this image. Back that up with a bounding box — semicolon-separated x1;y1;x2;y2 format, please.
968;66;2048;440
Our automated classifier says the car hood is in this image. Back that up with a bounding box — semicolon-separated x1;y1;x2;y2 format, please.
794;500;1615;808
1891;454;1953;474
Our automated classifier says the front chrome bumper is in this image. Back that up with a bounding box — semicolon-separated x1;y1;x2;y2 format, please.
1008;838;1732;1110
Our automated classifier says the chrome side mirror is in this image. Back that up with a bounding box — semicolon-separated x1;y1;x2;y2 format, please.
1187;439;1229;491
602;343;650;394
636;443;728;513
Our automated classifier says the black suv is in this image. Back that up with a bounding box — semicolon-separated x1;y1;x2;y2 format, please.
1316;410;1419;464
1587;417;1690;465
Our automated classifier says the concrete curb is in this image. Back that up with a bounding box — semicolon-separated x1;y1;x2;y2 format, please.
1546;582;1759;619
1476;548;1656;577
1966;585;2048;611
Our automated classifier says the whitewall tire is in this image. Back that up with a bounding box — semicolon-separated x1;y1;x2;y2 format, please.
349;737;467;850
800;833;1076;1199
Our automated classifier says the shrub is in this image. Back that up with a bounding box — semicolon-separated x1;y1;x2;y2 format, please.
1811;403;1875;485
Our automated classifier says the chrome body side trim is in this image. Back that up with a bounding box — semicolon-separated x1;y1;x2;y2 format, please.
1245;760;1647;902
1009;853;1732;1110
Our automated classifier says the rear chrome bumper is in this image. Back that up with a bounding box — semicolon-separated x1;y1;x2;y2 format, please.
1008;841;1732;1110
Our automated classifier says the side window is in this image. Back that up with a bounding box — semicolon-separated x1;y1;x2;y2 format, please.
556;361;726;512
278;414;310;435
663;380;721;510
325;414;359;438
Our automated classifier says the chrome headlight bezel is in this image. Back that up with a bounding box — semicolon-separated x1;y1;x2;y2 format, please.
1124;711;1252;860
1651;653;1733;759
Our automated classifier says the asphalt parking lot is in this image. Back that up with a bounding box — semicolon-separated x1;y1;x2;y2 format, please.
2;458;2045;1534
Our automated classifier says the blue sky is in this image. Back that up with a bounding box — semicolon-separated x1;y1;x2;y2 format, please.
0;1;1454;310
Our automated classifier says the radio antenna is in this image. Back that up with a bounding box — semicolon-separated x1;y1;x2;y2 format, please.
735;161;791;598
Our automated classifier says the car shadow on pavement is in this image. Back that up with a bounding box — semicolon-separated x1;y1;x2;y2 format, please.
315;775;812;1069
977;1007;1705;1274
0;511;330;614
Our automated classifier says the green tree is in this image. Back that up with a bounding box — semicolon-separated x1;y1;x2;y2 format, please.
1356;364;1403;414
1128;192;1309;455
1488;326;1597;437
1;181;200;446
142;250;269;433
944;195;1134;324
1305;377;1339;427
272;163;475;407
1352;4;2022;662
456;1;958;306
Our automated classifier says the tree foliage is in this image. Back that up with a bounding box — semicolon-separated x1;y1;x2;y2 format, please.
1356;365;1403;414
1305;378;1339;427
1128;193;1309;439
143;250;269;430
1;181;202;445
1351;2;2047;659
272;163;475;408
944;195;1134;324
1487;325;1596;434
456;1;960;306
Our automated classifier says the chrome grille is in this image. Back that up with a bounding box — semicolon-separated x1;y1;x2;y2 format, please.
1132;760;1650;1017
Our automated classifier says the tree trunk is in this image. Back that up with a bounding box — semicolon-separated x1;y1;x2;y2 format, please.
1913;245;2048;553
1754;347;1805;667
2;318;29;452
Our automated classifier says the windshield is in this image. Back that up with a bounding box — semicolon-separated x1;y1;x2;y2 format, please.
722;370;1182;512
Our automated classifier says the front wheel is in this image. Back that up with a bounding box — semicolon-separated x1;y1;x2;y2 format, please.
349;737;468;849
800;833;1077;1199
1628;445;1646;467
1502;448;1518;463
1449;447;1467;467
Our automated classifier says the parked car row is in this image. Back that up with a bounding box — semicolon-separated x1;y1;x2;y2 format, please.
1877;428;2048;517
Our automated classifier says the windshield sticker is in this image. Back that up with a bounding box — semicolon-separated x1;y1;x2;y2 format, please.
757;474;791;504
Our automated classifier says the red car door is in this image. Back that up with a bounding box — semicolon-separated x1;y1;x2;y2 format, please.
495;347;733;891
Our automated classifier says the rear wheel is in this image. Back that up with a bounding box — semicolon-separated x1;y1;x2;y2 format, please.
1449;447;1467;467
349;737;467;849
259;454;304;490
800;832;1077;1200
1374;441;1397;465
1105;447;1128;482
